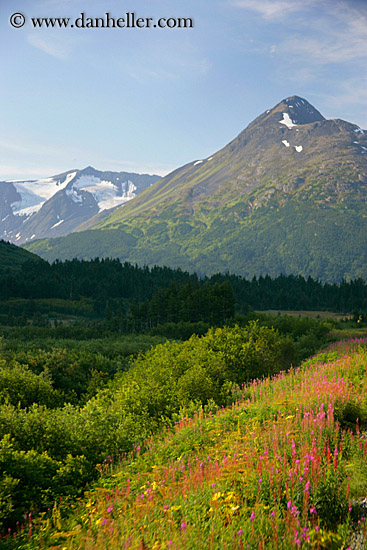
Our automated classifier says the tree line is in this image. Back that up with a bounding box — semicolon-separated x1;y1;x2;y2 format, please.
1;255;367;329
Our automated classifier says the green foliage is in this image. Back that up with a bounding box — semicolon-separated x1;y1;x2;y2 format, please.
203;322;284;382
0;474;19;530
0;311;347;539
0;240;43;275
0;362;60;408
314;470;348;530
7;337;367;550
334;399;365;430
0;323;294;530
2;249;367;336
24;185;367;282
150;320;210;339
0;333;166;403
0;432;96;530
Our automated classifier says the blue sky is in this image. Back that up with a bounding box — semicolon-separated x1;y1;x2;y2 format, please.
0;0;366;180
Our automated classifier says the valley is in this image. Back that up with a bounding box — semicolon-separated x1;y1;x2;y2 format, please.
1;96;367;549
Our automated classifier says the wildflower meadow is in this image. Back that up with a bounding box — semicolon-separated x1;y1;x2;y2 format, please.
5;337;367;549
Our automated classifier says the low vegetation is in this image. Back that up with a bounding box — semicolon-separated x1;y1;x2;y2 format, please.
2;247;367;548
0;322;292;532
2;337;367;549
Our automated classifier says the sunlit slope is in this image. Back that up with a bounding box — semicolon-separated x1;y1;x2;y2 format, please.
20;338;367;549
25;96;367;281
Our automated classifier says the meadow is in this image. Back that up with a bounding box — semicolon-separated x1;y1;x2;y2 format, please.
3;335;367;549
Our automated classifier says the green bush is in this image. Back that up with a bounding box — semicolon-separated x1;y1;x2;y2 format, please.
203;322;284;382
0;363;61;408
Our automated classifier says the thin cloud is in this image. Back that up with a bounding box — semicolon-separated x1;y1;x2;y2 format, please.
232;0;314;19
281;3;367;64
27;34;73;59
279;35;367;64
316;78;367;127
232;0;367;125
233;0;367;65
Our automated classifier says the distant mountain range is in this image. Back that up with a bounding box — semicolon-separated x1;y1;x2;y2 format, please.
23;96;367;281
0;167;160;244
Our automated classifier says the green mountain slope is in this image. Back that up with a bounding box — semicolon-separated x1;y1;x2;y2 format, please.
25;96;367;281
0;239;44;273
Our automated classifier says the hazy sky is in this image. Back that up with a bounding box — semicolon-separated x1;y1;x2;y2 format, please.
0;0;366;179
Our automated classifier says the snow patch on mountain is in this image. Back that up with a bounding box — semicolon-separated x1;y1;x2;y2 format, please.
66;175;138;212
50;219;64;229
294;145;303;152
10;185;44;216
66;188;83;203
279;113;297;129
98;183;137;211
9;172;77;217
1;168;160;245
282;140;290;147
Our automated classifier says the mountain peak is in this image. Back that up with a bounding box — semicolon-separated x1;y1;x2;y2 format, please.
272;96;325;125
80;166;98;176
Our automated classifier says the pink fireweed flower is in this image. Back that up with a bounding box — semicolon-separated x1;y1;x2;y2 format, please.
287;501;299;517
238;528;243;536
309;506;317;515
101;518;107;526
250;511;256;522
107;506;113;513
180;522;187;531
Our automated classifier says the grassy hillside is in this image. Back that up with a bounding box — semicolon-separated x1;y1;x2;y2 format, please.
25;196;367;281
6;336;367;549
0;240;44;273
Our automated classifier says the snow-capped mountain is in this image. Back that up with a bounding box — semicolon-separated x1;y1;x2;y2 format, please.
25;96;367;282
0;167;160;244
